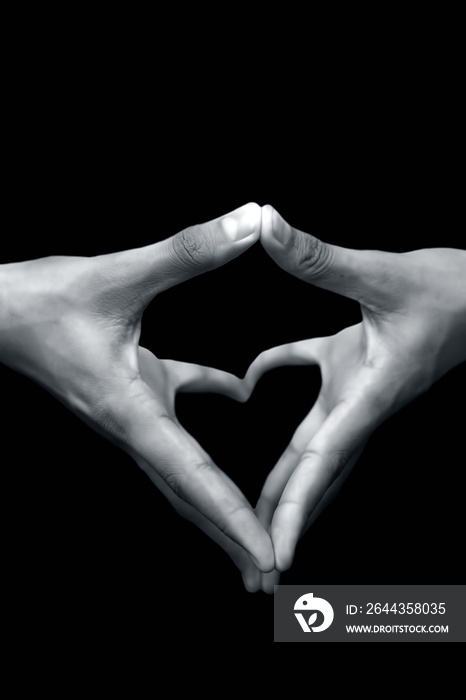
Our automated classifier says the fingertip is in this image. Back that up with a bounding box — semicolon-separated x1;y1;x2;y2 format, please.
230;507;275;573
243;201;262;229
260;203;274;244
220;202;261;244
247;545;275;574
260;204;292;248
242;565;262;593
261;569;281;594
275;553;294;573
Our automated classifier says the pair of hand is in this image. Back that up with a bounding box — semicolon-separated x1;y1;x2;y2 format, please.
1;203;465;593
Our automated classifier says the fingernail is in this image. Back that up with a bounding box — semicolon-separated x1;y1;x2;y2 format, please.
221;202;261;242
271;208;292;245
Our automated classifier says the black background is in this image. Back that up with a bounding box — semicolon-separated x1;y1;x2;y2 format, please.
2;57;464;648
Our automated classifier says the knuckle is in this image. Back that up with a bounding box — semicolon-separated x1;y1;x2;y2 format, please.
86;395;129;445
299;447;348;479
164;472;183;499
172;224;215;269
288;437;304;458
163;459;215;502
295;234;331;277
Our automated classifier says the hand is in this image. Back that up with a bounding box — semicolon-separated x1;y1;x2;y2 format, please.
0;203;275;578
251;205;466;581
135;347;273;590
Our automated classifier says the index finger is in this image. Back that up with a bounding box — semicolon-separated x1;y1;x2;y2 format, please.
125;387;275;573
271;395;376;571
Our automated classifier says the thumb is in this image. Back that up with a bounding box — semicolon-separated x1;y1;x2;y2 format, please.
103;202;261;311
260;205;399;308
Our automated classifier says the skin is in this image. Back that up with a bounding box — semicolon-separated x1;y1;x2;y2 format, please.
133;204;466;591
134;348;272;590
0;203;275;580
1;202;465;594
243;205;466;591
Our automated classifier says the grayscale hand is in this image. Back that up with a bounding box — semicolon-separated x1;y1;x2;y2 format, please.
0;203;275;577
135;347;273;590
251;205;466;584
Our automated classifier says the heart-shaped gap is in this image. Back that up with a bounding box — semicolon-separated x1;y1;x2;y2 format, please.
175;364;322;507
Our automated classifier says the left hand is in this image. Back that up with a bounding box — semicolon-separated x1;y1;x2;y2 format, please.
248;204;466;588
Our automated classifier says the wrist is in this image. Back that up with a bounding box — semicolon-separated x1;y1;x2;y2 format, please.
0;260;48;370
0;263;19;344
444;254;466;369
444;315;466;371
